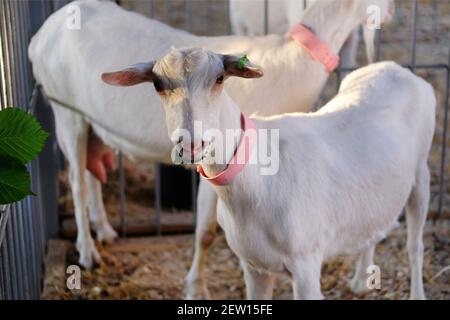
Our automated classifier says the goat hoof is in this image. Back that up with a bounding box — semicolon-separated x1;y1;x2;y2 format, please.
76;239;102;270
185;288;211;300
185;277;211;300
410;292;426;300
96;224;118;244
350;277;369;295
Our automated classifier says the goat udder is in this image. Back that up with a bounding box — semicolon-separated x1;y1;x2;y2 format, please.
87;130;116;183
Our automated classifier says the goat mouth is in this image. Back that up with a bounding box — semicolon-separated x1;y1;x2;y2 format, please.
173;140;213;164
176;145;204;164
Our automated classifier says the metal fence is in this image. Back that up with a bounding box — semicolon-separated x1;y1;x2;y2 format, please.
0;0;448;299
0;0;59;300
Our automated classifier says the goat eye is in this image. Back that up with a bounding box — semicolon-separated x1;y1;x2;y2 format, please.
216;75;224;84
154;79;163;92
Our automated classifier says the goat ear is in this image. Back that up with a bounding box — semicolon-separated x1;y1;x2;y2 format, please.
101;61;155;86
223;55;263;79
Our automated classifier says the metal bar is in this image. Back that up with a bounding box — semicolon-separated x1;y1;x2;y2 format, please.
149;0;154;19
186;0;192;32
336;63;449;76
6;213;18;299
191;169;197;227
336;70;342;90
0;1;14;107
431;0;438;35
119;152;126;237
225;0;231;34
32;145;46;261
0;246;5;299
22;203;33;299
5;0;18;107
154;163;162;236
22;0;33;94
0;205;9;246
1;239;12;299
438;38;450;216
34;90;59;240
394;0;401;29
28;183;40;298
28;83;39;114
10;1;21;107
165;0;171;24
33;111;46;253
206;1;214;35
16;203;31;299
18;1;31;107
14;1;27;109
264;0;268;35
410;0;418;72
0;1;6;110
11;205;25;299
30;160;44;299
24;188;39;299
375;29;381;62
9;206;19;300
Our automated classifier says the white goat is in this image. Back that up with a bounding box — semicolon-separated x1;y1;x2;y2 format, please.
28;0;393;297
102;48;435;300
229;0;377;68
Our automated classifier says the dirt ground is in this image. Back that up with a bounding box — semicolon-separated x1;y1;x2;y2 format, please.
51;0;450;300
42;219;450;300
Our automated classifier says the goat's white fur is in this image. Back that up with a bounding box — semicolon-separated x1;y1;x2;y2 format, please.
124;48;434;299
229;0;378;67
28;0;393;297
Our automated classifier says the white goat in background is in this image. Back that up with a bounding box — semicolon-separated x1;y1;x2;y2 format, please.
102;48;435;300
28;0;393;298
229;0;377;68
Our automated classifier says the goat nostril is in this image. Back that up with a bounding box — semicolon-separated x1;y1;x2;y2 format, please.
178;136;183;144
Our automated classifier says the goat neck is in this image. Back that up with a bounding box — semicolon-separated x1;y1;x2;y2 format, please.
300;0;373;56
200;93;243;180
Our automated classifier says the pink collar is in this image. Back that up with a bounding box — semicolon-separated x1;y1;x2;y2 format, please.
287;23;340;73
197;113;256;186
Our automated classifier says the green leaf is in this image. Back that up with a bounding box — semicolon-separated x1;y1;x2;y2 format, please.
0;155;34;204
0;108;49;164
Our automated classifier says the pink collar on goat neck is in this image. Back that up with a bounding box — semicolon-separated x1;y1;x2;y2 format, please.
197;113;257;186
288;23;340;73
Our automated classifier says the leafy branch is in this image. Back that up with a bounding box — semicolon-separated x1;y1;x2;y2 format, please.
0;108;48;204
